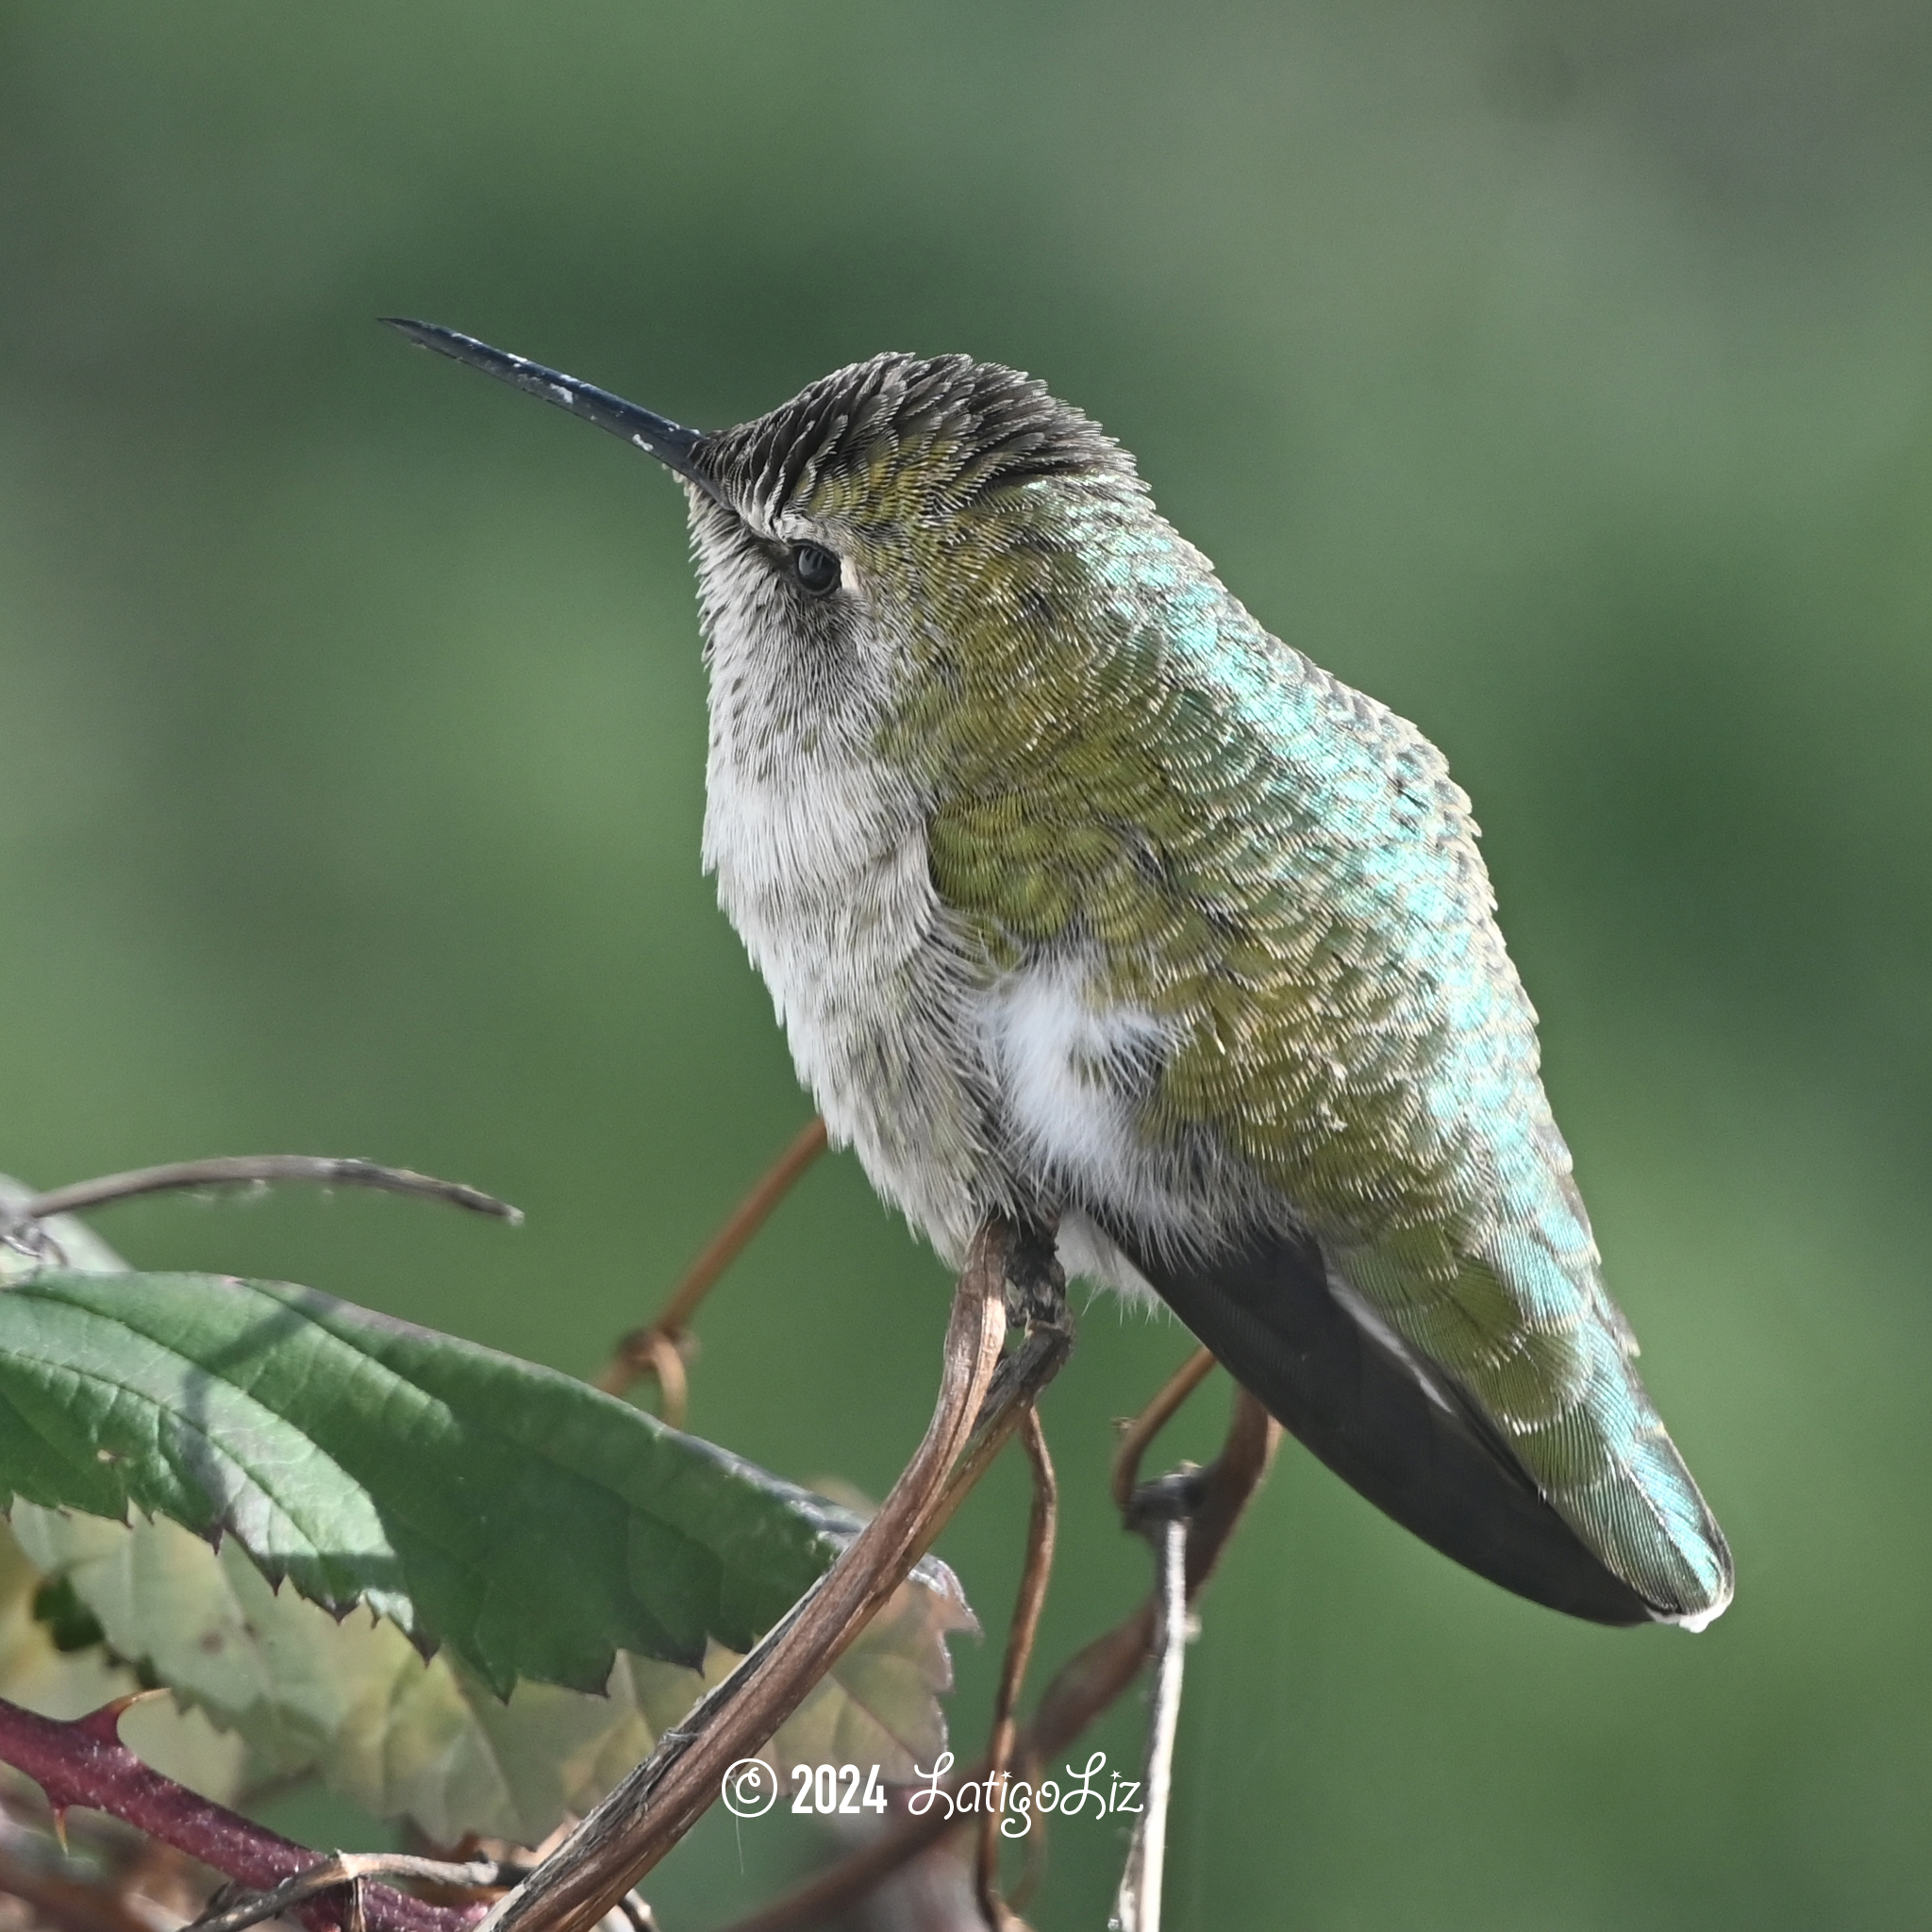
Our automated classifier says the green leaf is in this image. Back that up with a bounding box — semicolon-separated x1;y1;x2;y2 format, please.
0;1182;977;1836
0;1515;251;1803
11;1506;975;1844
0;1268;876;1695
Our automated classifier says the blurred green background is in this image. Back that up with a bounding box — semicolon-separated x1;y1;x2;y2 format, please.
3;2;1930;1925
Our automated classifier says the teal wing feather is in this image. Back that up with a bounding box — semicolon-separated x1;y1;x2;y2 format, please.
923;509;1731;1622
1167;626;1733;1623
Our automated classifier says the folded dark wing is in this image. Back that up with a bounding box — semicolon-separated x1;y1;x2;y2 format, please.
1109;1219;1659;1624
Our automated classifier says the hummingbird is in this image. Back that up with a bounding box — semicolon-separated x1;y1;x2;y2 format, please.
389;320;1732;1630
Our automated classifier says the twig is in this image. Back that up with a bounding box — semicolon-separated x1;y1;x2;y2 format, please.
595;1118;827;1418
974;1407;1058;1929
707;1390;1280;1932
0;1696;481;1932
12;1157;522;1227
1109;1348;1216;1510
925;1322;1074;1544
1110;1475;1199;1932
1029;1392;1279;1757
186;1854;509;1932
481;1214;1066;1932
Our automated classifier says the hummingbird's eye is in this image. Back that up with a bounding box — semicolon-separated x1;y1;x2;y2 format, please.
791;542;841;597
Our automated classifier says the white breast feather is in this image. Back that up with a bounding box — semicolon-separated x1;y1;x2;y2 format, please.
697;531;1202;1294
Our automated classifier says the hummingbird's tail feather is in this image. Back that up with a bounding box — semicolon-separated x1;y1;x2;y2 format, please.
1113;1223;1717;1624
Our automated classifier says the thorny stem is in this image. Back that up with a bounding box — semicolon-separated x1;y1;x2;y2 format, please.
707;1388;1281;1932
480;1214;1064;1932
8;1157;521;1235
596;1117;828;1421
974;1407;1058;1930
1110;1476;1199;1932
185;1854;512;1932
0;1697;481;1932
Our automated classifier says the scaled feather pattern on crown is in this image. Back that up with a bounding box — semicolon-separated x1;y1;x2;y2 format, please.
697;353;1134;523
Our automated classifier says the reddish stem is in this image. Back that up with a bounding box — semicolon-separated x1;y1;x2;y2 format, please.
0;1696;483;1932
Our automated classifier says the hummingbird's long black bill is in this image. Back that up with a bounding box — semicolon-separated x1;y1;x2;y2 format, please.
382;319;710;490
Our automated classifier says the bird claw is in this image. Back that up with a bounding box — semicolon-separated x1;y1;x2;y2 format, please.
1003;1221;1069;1334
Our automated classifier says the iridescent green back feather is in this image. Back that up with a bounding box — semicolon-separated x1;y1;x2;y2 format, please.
878;469;1724;1617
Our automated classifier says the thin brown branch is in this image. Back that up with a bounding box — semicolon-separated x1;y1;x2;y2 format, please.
1027;1391;1279;1765
925;1322;1074;1544
185;1855;508;1932
974;1407;1057;1930
0;1698;480;1932
596;1117;827;1414
708;1388;1280;1932
483;1214;1064;1932
609;1327;690;1427
15;1158;522;1227
1109;1347;1217;1510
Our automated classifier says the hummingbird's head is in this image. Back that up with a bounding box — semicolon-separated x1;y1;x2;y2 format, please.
675;352;1145;779
385;324;1157;789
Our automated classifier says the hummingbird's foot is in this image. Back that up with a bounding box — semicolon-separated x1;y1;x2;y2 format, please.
1002;1217;1069;1334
